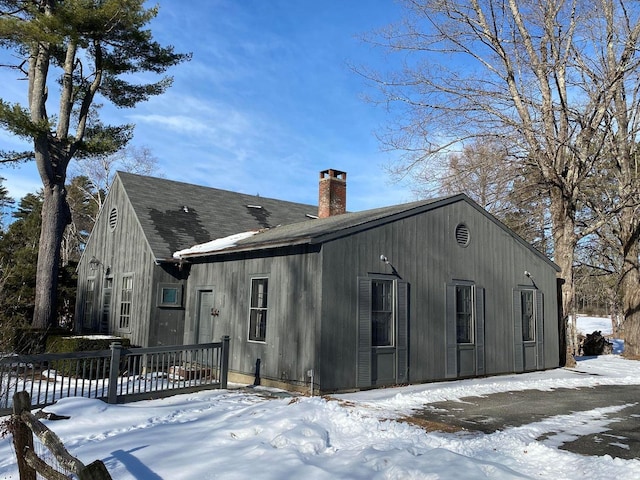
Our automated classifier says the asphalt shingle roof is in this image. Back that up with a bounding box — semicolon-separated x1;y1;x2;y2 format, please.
117;171;318;261
173;196;459;260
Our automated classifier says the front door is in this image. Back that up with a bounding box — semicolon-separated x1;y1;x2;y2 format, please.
196;289;215;344
357;277;408;388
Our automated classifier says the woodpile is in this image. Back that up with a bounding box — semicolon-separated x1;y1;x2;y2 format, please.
580;331;613;356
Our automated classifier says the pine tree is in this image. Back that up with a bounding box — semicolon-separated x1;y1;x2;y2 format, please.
0;1;190;329
0;176;14;232
0;192;42;350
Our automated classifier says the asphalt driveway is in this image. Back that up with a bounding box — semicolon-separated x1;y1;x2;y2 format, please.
409;384;640;460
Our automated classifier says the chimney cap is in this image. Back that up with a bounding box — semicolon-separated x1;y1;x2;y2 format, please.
319;169;347;181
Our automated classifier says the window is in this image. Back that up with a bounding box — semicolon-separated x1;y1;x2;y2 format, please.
371;280;394;346
101;276;113;333
119;275;134;331
248;278;268;342
521;290;535;342
456;284;474;343
157;284;183;307
83;278;95;329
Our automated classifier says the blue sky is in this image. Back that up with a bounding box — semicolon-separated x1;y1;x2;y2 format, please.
0;0;419;214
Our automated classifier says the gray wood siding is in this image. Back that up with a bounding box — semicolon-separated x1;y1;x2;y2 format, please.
76;178;159;347
319;200;559;389
77;188;559;392
183;247;322;388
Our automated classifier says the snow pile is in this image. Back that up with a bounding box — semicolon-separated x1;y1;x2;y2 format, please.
173;231;258;259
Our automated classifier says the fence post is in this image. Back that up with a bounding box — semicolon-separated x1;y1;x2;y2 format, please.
107;343;122;404
220;336;230;389
12;391;36;480
79;460;113;480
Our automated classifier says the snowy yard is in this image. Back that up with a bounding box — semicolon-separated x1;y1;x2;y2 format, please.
1;317;639;479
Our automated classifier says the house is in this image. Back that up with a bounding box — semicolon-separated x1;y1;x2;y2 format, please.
76;169;561;393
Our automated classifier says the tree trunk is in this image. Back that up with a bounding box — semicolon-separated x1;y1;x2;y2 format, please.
32;147;71;330
619;207;640;358
549;187;577;367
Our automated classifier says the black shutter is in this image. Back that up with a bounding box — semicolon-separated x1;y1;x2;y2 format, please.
396;281;409;383
475;287;485;376
356;277;372;388
445;283;458;378
536;291;545;369
513;289;524;372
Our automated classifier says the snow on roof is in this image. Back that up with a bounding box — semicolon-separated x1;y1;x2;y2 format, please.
173;231;259;259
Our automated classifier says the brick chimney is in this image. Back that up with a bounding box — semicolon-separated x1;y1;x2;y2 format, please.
318;169;347;218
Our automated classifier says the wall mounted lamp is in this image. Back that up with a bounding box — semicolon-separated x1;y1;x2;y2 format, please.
380;254;401;278
524;270;538;288
89;256;110;276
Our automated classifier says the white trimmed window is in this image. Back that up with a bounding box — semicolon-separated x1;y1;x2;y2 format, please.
119;274;134;331
248;277;268;342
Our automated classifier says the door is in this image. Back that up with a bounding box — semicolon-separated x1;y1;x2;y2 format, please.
357;277;409;388
513;288;544;372
196;289;215;344
445;283;485;379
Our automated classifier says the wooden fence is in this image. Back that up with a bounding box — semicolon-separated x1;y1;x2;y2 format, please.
1;337;230;415
11;390;112;480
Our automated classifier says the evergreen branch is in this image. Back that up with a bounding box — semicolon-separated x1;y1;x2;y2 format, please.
0;149;34;163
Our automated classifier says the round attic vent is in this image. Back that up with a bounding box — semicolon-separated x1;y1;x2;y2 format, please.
108;207;118;231
455;223;470;247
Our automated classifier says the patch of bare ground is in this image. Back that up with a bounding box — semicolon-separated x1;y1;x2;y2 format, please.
397;416;466;433
321;396;357;408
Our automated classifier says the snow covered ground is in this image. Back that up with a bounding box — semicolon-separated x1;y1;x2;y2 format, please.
1;317;638;479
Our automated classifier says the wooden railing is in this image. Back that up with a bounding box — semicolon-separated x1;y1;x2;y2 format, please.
1;337;230;415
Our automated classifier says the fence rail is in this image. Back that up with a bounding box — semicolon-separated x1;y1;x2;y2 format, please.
11;391;112;480
0;336;230;415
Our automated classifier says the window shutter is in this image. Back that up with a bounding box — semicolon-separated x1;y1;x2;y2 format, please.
396;281;409;383
475;287;485;376
536;291;545;369
445;283;458;378
513;289;524;372
356;277;372;388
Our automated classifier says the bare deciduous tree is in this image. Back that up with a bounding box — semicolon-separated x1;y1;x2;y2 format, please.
70;145;161;217
364;0;640;363
436;137;551;254
575;0;640;356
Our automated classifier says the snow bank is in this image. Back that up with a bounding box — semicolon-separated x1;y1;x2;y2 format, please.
2;318;638;479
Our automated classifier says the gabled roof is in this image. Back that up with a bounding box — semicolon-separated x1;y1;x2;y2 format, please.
175;193;561;272
116;171;318;261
